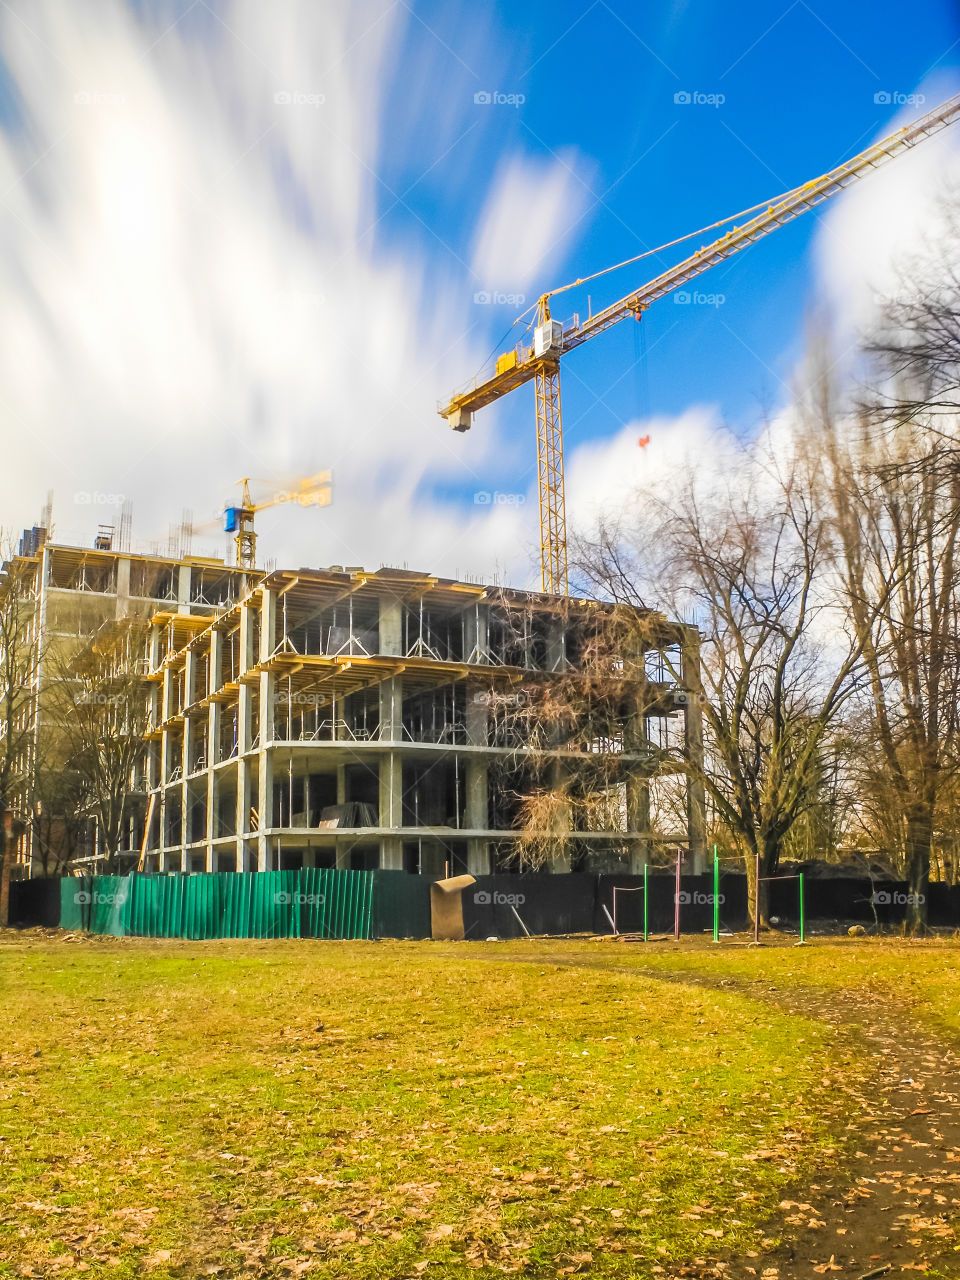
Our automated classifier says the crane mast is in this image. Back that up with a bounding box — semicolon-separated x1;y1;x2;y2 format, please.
224;472;332;569
441;93;960;595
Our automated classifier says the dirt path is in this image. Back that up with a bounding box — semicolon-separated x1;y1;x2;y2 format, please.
492;951;960;1280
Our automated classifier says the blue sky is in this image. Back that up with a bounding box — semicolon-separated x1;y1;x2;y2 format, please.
395;0;960;485
0;1;957;583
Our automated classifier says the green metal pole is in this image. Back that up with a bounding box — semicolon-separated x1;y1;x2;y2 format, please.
799;872;805;944
643;863;648;942
364;872;374;940
713;845;719;942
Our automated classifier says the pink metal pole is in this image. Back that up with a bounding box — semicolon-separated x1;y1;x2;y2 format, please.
612;888;618;937
674;847;681;941
754;850;760;945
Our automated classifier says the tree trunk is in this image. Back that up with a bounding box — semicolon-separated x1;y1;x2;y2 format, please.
746;836;782;931
0;828;9;929
746;850;770;930
904;808;931;933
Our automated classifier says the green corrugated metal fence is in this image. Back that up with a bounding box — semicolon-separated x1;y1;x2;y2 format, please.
60;869;377;940
370;870;431;938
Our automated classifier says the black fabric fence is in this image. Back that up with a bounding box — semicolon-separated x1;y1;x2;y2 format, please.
7;869;960;937
9;877;61;927
463;875;597;939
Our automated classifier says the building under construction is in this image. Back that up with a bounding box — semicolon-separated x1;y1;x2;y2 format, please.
142;566;706;876
3;519;705;878
2;526;257;876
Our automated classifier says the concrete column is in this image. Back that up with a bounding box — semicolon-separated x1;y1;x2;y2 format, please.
161;785;185;873
546;616;565;672
177;563;191;616
115;556;131;620
465;757;488;829
257;747;273;871
379;675;402;741
161;666;173;726
375;674;403;870
256;590;277;872
378;751;402;829
181;656;192;860
236;607;255;872
378;745;403;872
681;626;707;873
464;602;489;664
259;587;277;662
379;597;403;656
205;648;218;873
465;756;489;875
466;840;490;875
209;628;223;691
159;718;171;791
238;600;253;675
149;622;162;671
184;649;196;714
379;836;402;870
236;757;254;871
238;685;252;753
180;765;189;868
147;736;159;790
259;672;275;746
205;771;216;872
465;690;488;746
157;769;167;867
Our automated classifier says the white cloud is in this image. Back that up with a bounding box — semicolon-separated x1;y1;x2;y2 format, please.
0;0;537;585
564;406;731;534
470;152;589;296
814;81;960;340
6;6;951;601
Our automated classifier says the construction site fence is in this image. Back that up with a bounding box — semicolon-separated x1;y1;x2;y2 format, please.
9;870;955;939
57;869;385;940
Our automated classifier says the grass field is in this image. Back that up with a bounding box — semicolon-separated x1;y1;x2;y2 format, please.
1;933;956;1278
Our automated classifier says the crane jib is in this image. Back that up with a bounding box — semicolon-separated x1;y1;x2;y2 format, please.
440;91;960;594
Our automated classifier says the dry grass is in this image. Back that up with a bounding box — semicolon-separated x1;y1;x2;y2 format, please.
0;933;882;1277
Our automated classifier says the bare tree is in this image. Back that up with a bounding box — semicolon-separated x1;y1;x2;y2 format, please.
779;728;852;865
865;187;960;435
29;736;86;877
576;447;882;926
0;545;40;922
820;400;960;932
480;596;671;872
46;618;151;873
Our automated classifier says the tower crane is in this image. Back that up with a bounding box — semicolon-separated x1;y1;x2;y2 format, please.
440;93;960;595
224;471;332;569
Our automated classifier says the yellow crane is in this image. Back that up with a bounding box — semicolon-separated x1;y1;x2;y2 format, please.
440;93;960;595
224;472;332;569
